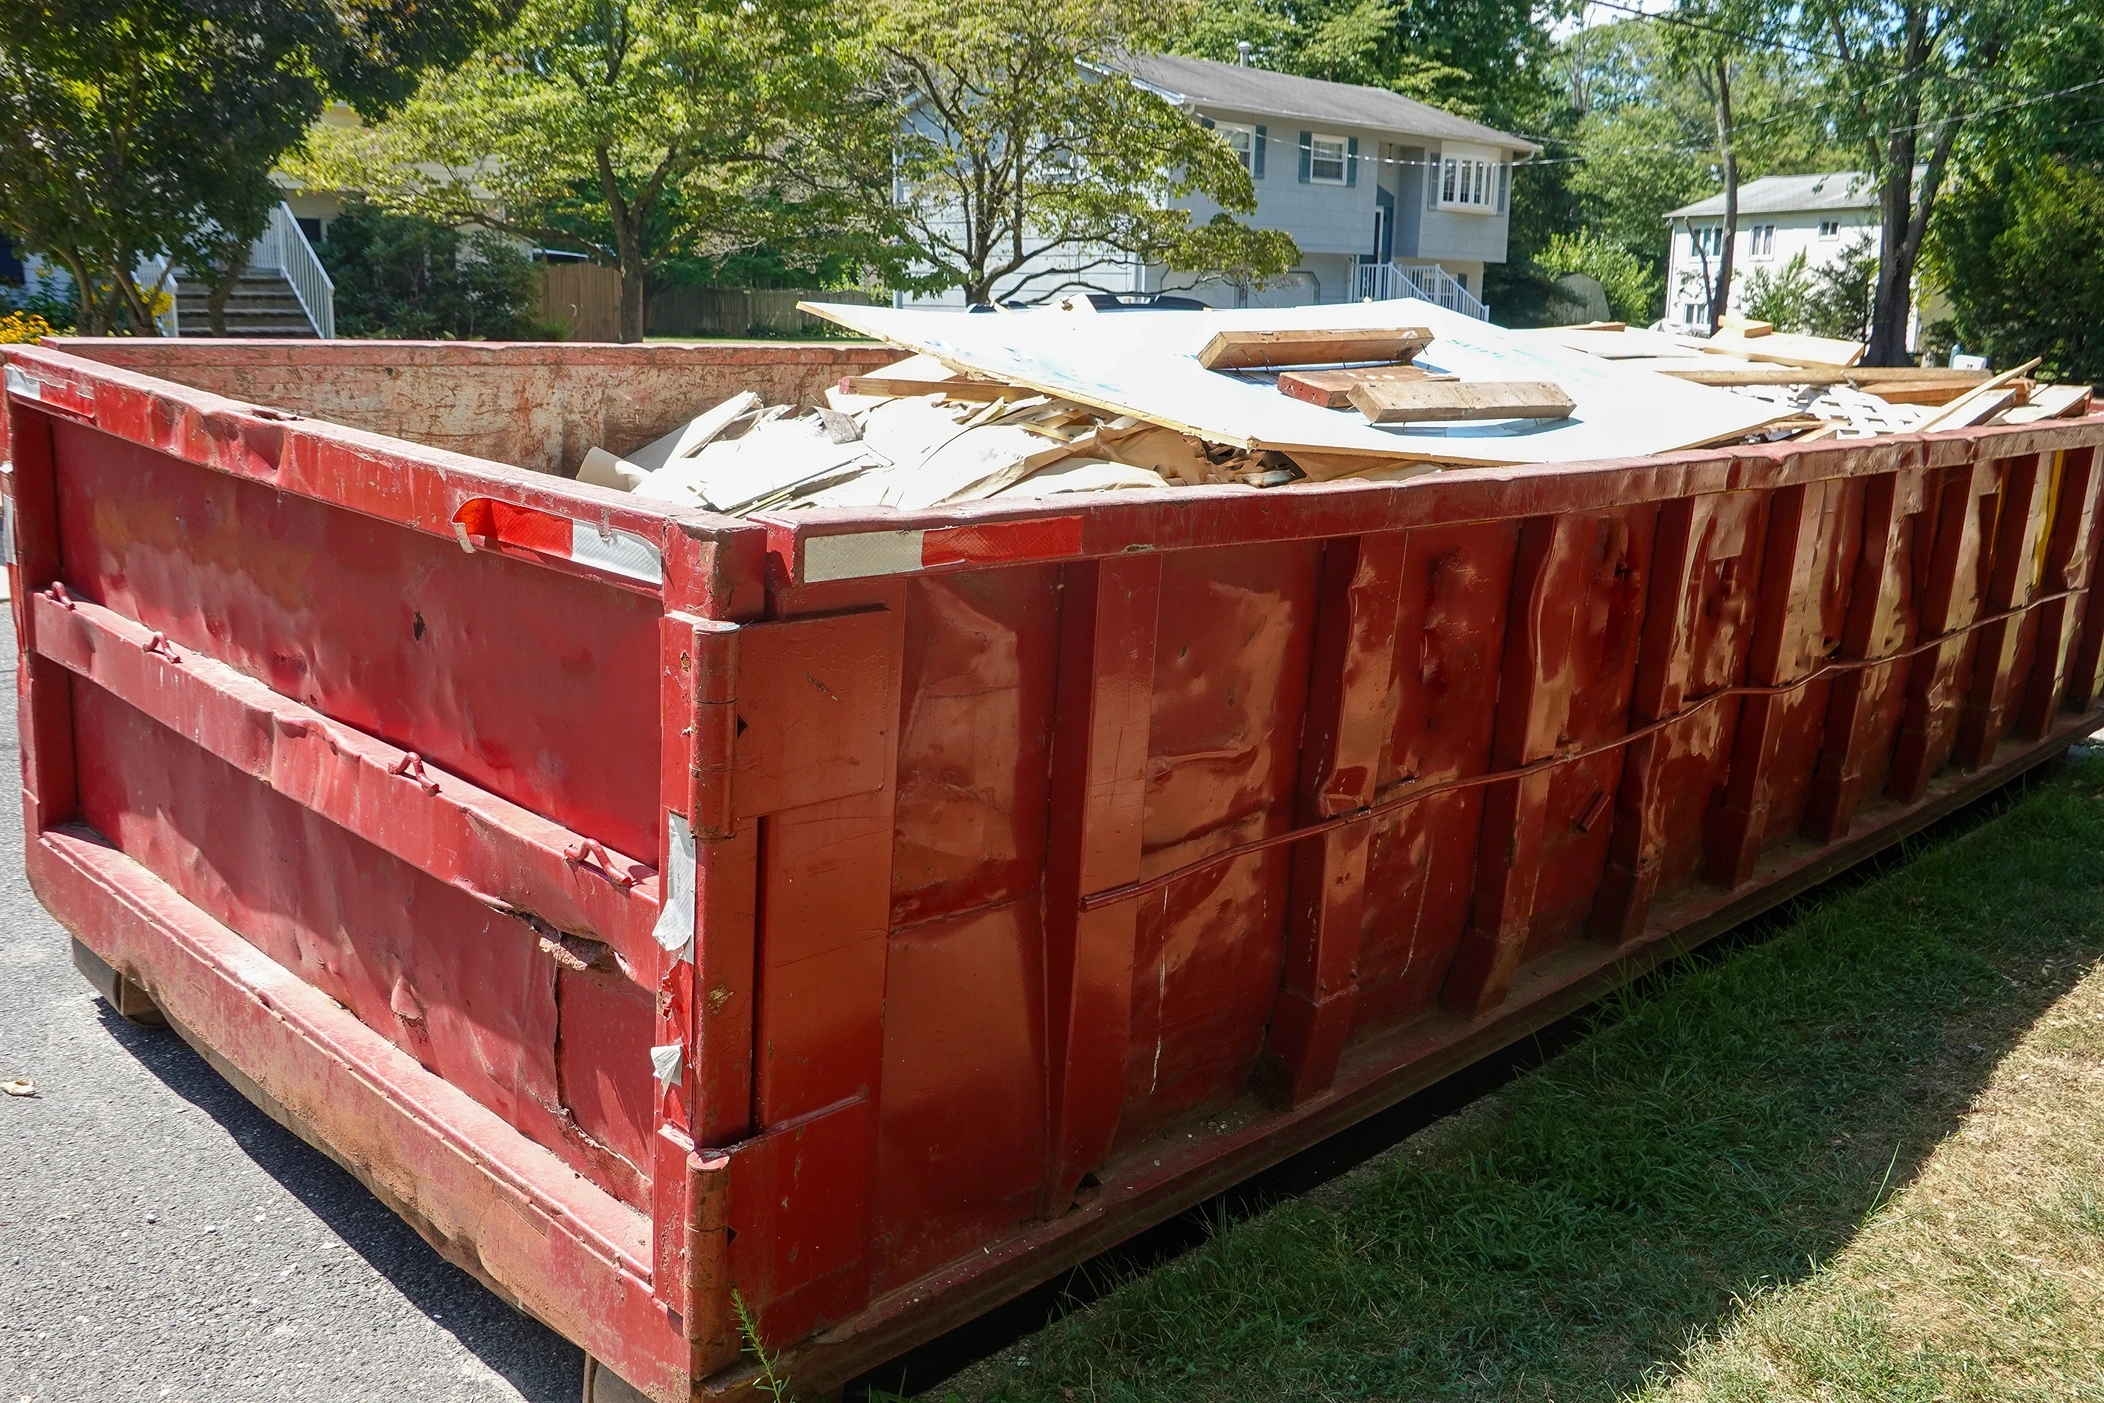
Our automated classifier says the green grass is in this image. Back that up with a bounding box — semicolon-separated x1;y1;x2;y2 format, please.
942;755;2104;1403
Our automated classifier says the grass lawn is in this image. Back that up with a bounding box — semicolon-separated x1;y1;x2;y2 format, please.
936;753;2104;1403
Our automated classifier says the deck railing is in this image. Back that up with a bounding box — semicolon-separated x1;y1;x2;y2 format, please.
1356;261;1491;321
249;202;335;339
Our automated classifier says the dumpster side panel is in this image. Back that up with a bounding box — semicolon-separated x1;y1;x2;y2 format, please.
46;339;901;477
49;420;663;860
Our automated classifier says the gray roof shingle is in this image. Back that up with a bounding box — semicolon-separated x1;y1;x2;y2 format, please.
1665;171;1892;219
1116;53;1541;155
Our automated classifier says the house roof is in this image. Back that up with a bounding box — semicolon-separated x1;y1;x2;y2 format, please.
1665;171;1890;219
1116;53;1541;155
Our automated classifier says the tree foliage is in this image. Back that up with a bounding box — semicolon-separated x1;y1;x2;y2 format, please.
1534;230;1661;324
880;0;1296;306
1925;159;2104;382
319;200;554;340
0;0;511;334
301;0;892;341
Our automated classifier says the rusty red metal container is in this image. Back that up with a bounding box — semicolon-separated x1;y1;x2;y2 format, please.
8;337;2102;1401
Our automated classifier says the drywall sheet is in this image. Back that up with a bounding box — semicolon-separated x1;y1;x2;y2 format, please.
802;298;1787;468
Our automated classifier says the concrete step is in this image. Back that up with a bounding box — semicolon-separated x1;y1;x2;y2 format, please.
175;269;319;337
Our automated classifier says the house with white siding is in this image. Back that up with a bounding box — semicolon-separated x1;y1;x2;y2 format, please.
904;53;1540;319
1663;169;1945;348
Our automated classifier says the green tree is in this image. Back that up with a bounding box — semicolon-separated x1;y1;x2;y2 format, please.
0;0;511;335
879;0;1296;306
1801;0;2055;365
319;201;555;340
302;0;891;342
1177;0;1469;100
1737;249;1812;329
1534;230;1662;323
1925;159;2104;382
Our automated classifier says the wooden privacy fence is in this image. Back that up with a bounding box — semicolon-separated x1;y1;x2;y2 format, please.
534;263;880;341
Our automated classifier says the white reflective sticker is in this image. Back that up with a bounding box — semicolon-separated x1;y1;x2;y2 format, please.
569;520;664;585
651;811;696;962
650;1042;684;1089
4;365;39;400
802;529;925;584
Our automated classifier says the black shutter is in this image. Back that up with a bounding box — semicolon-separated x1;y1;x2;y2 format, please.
1298;131;1312;183
1254;125;1266;179
1346;136;1359;187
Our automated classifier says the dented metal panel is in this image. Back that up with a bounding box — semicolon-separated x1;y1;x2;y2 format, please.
11;337;2104;1403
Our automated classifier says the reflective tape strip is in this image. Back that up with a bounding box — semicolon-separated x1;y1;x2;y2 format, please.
570;519;664;586
651;812;696;962
4;365;36;400
450;498;663;587
800;515;1086;583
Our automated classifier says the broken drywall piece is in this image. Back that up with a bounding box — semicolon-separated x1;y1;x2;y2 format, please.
997;459;1172;496
578;446;647;491
626;390;763;473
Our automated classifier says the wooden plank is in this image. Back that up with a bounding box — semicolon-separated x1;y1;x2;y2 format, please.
1693;328;1865;367
1917;358;2043;432
2001;383;2096;425
1658;366;1988;387
1860;379;1992;407
1197;326;1431;371
1276;364;1454;410
1041;554;1161;1211
1262;531;1406;1105
843;375;1034;403
1349;379;1575;425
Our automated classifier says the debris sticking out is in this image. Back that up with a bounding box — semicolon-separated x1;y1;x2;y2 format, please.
573;306;2092;514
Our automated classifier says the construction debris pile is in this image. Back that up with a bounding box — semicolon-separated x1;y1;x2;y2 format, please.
1527;315;2092;442
575;300;2096;513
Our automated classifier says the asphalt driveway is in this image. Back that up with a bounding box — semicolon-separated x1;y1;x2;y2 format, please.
0;613;582;1403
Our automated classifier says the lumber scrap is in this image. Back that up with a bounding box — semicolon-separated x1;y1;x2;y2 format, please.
843;375;1035;402
1277;364;1456;409
1198;326;1432;371
1916;358;2043;431
1658;366;1988;388
1999;383;2095;424
1689;329;1866;367
626;390;761;472
1858;378;1995;407
1348;379;1575;425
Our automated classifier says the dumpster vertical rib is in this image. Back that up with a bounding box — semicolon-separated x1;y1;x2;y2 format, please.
1959;453;2052;766
1043;554;1161;1208
2064;447;2104;711
1711;480;1854;887
1264;531;1406;1105
1594;491;1763;940
1444;515;1579;1015
1891;459;1998;800
2021;446;2102;732
5;403;79;834
1805;468;1927;840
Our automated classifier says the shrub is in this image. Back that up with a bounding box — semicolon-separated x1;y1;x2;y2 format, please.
0;310;54;343
1738;250;1813;331
1532;230;1662;325
319;200;556;340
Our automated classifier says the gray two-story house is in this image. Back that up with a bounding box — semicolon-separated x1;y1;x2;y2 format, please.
1118;54;1537;318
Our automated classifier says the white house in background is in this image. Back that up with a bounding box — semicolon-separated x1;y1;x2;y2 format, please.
1663;169;1945;349
904;53;1540;319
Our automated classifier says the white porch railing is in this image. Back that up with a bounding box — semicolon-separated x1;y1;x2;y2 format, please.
249;202;335;338
1356;261;1491;322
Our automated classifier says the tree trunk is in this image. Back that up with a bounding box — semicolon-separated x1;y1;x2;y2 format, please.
1706;57;1739;334
617;263;645;343
53;249;104;335
208;254;248;338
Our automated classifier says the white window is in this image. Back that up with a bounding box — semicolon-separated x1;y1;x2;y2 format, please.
1819;220;1841;238
1436;143;1502;212
1309;134;1348;183
1749;225;1775;257
1216;123;1254;173
1690;226;1724;258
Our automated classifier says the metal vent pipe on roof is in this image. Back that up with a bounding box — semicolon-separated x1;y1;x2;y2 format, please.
1237;39;1252;65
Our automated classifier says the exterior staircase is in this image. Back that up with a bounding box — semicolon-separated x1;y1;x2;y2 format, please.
175;269;320;338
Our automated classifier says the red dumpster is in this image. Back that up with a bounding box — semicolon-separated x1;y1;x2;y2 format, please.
8;336;2103;1401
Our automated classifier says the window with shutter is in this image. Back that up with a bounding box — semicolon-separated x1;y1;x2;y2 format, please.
1253;125;1266;178
1298;131;1312;183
